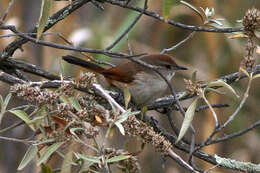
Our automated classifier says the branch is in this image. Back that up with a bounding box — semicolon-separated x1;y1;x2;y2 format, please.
103;0;244;33
0;0;91;60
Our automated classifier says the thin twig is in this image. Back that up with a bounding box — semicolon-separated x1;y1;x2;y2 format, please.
0;0;15;23
103;0;244;33
161;32;196;54
106;0;147;50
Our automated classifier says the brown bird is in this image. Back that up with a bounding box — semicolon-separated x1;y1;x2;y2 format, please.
63;54;187;106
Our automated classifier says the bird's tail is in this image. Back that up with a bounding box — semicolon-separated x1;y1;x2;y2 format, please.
62;55;105;73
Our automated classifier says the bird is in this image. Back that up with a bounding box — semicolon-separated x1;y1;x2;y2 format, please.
63;54;187;106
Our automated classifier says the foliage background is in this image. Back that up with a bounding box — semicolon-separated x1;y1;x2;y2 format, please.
0;0;259;172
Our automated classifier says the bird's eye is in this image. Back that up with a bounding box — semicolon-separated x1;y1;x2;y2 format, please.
165;64;171;69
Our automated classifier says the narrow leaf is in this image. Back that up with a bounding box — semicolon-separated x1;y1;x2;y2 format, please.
180;1;203;21
176;97;199;143
37;142;65;165
115;122;125;135
206;80;239;98
107;155;131;163
253;73;260;80
0;95;3;109
162;0;174;20
74;153;101;164
206;88;226;95
228;33;248;39
9;110;34;130
18;145;38;170
3;93;12;111
37;0;51;40
239;67;250;77
123;88;131;109
116;110;139;124
68;97;82;111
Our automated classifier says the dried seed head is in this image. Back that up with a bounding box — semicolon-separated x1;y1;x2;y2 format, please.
243;8;260;37
123;115;172;154
184;79;202;96
10;84;59;105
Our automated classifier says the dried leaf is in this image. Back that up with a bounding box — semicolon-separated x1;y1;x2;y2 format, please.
37;0;51;40
123;88;131;109
17;145;38;170
206;80;239;98
176;97;199;143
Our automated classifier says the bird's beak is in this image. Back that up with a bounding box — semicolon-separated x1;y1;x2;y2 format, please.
175;65;188;70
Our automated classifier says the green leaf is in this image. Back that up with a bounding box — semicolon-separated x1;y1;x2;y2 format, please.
206;88;226;95
206;80;239;98
115;122;125;135
74;153;101;164
0;95;3;109
176;97;199;143
17;145;38;170
40;164;52;173
37;142;65;166
123;88;131;109
162;0;174;20
37;0;51;40
239;67;250;77
68;97;82;111
9;110;34;130
3;93;12;111
116;110;140;124
107;155;131;163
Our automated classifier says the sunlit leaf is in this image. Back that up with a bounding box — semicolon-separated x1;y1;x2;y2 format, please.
239;67;250;77
180;1;203;21
228;33;247;39
176;97;199;143
206;80;239;98
123;88;131;109
37;0;51;40
107;155;131;163
115;122;125;135
9;110;34;130
37;142;65;165
17;145;38;170
162;0;174;20
253;73;260;80
74;153;101;164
